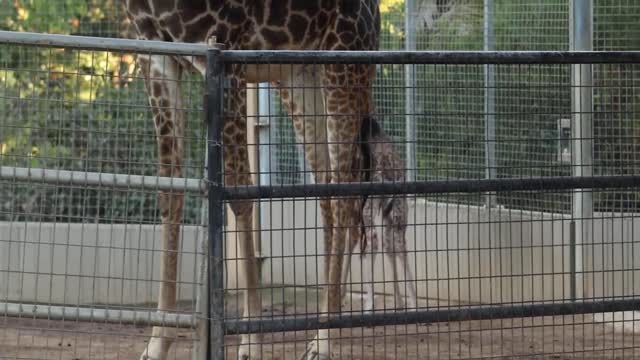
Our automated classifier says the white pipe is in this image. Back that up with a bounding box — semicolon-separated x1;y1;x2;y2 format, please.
569;0;594;301
0;30;207;55
0;166;205;193
404;0;417;182
1;302;195;328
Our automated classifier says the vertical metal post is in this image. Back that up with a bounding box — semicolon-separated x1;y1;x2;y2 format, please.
405;0;417;182
484;0;497;207
206;45;225;360
193;148;209;360
258;83;273;186
570;0;593;301
257;82;273;261
246;85;263;281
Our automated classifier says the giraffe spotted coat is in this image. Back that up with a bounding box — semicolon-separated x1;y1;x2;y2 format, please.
125;1;380;359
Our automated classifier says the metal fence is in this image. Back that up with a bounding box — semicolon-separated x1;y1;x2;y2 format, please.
206;48;640;359
0;33;209;360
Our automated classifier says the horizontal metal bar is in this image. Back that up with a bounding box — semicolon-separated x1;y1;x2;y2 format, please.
222;175;640;200
0;30;208;56
220;50;640;64
225;298;640;334
1;166;205;193
4;170;637;199
1;32;638;65
1;302;196;328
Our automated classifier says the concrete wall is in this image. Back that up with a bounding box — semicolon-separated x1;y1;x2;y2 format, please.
260;200;640;304
2;201;639;306
0;222;206;305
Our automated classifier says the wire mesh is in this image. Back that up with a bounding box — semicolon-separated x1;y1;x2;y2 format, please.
1;1;640;360
211;50;640;359
0;41;206;359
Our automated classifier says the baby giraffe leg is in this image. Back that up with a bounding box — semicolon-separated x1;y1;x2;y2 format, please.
398;253;418;310
388;253;405;309
362;250;377;313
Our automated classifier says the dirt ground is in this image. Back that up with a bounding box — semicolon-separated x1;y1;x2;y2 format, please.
3;288;640;359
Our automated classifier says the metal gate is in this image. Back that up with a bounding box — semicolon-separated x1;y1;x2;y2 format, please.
206;48;640;359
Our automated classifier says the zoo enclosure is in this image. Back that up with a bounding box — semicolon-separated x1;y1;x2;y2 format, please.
4;32;636;356
1;1;640;359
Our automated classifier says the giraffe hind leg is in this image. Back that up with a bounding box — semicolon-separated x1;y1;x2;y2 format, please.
305;62;376;360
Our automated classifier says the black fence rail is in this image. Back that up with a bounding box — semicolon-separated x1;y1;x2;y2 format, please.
205;48;640;359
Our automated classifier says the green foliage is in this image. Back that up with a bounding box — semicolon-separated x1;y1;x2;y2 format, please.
1;0;123;36
0;1;205;223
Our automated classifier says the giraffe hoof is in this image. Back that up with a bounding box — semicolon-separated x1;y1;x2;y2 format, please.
139;326;174;360
301;332;331;360
139;343;166;360
305;352;331;360
238;335;262;360
363;302;374;313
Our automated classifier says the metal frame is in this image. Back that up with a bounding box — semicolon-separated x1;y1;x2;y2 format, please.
0;31;213;358
224;298;640;334
0;35;209;331
205;46;226;360
218;50;640;64
221;175;640;200
207;47;640;359
6;30;639;64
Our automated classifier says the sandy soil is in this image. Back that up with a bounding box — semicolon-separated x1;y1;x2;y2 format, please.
3;289;640;359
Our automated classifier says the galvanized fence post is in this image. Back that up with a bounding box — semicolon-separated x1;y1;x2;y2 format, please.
484;0;497;208
404;0;417;182
206;43;225;360
569;0;593;302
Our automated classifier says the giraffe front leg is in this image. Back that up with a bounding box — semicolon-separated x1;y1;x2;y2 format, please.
273;64;334;284
340;240;354;307
361;199;378;312
231;201;263;360
362;252;377;313
223;79;263;360
305;197;358;360
399;253;418;310
341;200;363;307
388;253;404;310
137;55;183;360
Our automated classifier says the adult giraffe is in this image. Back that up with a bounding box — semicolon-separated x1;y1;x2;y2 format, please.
125;1;380;359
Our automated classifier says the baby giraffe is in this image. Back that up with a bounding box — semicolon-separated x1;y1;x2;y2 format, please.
342;116;418;312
